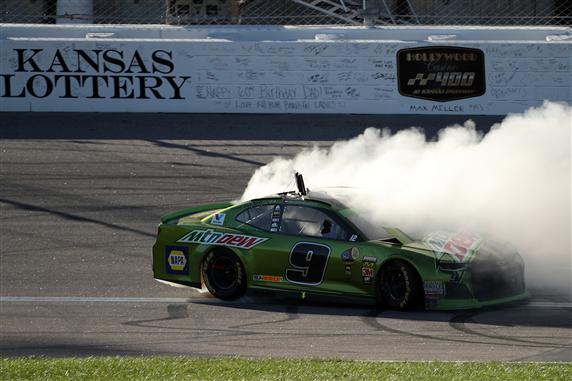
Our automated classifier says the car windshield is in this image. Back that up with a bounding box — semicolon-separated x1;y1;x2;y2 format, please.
340;209;393;240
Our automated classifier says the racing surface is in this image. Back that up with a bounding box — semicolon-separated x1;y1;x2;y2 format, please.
1;113;570;361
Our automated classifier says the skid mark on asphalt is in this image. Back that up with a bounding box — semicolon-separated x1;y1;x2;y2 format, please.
118;302;263;343
123;304;190;328
0;198;154;238
146;140;264;166
361;309;569;349
3;296;571;309
449;310;572;347
228;304;299;329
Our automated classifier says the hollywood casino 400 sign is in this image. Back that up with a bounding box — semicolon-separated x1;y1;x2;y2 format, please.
397;46;486;102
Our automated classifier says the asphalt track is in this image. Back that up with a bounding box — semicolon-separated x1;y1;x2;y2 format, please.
1;112;570;361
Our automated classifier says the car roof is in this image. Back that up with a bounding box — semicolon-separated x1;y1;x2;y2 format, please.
250;191;348;211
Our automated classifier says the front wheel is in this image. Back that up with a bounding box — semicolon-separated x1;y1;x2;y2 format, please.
378;260;422;310
202;250;247;300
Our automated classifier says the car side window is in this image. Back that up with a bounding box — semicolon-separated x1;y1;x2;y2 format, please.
236;204;276;231
280;205;350;241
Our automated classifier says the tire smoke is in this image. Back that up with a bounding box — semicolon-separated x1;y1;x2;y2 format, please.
242;102;571;292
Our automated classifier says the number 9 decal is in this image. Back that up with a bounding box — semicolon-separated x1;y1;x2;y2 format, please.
285;242;331;285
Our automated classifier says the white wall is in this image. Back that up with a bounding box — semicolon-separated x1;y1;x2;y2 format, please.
1;24;570;114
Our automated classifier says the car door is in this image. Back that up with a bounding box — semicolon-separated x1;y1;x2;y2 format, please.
275;204;367;295
236;201;368;296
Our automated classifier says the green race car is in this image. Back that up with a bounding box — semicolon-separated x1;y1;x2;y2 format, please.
153;174;528;310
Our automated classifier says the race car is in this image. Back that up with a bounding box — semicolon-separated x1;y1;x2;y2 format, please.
152;174;528;310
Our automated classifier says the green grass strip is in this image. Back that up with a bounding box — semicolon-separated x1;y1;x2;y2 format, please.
1;357;571;381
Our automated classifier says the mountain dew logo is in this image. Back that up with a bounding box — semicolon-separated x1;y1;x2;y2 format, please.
424;231;482;262
178;229;268;249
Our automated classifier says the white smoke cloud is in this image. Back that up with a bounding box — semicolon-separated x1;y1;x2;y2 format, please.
242;101;571;292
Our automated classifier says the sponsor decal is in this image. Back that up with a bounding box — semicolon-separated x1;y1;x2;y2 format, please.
253;275;284;283
341;247;360;262
424;280;445;309
351;247;360;260
361;265;374;278
178;229;268;249
349;234;358;242
397;46;485;102
165;246;189;275
361;262;374;284
345;265;352;276
424;293;441;309
362;256;377;263
424;280;445;295
1;48;190;100
272;204;282;218
211;213;226;226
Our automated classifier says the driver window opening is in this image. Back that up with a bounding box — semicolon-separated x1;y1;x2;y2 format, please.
280;205;350;241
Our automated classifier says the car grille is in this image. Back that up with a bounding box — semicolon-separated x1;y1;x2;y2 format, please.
470;262;525;301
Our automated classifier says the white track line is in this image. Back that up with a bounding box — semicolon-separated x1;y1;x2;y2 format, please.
0;296;570;308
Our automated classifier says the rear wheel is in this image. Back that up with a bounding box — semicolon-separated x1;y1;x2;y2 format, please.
378;260;422;310
202;250;246;300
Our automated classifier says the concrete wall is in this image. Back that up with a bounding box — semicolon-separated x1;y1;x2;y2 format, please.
1;24;570;114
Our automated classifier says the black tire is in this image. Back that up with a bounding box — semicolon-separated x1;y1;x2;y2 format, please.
378;260;422;310
202;250;247;300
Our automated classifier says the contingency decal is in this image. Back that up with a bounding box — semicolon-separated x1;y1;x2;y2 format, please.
341;247;360;262
178;229;268;249
211;213;226;226
253;275;284;283
361;262;375;285
165;246;189;275
424;280;445;295
270;204;282;232
344;265;352;276
423;280;445;309
423;231;482;262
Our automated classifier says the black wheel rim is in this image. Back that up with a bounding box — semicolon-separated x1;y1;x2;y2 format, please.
384;268;407;301
210;257;237;290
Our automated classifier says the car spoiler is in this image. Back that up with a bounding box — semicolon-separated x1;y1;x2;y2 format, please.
160;202;233;224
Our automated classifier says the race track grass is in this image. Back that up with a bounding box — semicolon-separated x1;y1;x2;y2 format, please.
1;357;571;380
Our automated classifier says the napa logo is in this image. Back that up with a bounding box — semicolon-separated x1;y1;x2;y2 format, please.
165;246;189;274
168;251;186;270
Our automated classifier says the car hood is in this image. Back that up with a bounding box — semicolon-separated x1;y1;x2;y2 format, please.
419;230;520;264
378;228;518;264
